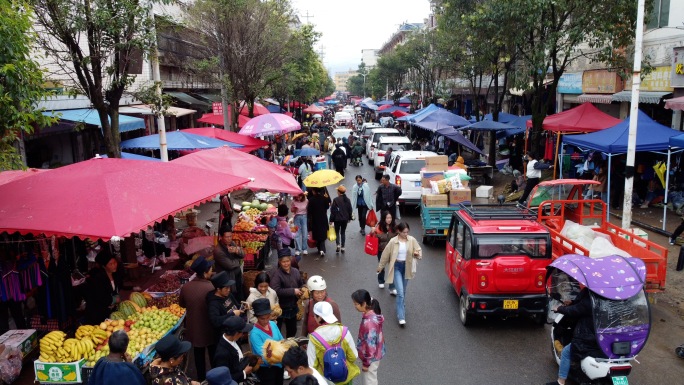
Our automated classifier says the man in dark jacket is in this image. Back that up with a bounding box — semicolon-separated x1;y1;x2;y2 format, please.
213;228;245;301
212;316;255;383
332;144;347;176
270;248;304;337
546;284;600;385
329;185;353;253
375;174;402;219
206;272;243;342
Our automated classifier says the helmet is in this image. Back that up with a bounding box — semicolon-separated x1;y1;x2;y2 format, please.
307;275;327;291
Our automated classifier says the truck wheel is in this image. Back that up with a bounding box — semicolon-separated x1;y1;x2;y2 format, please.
459;294;473;327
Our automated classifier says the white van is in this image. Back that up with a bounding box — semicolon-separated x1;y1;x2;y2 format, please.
365;128;401;162
373;136;412;178
385;151;438;205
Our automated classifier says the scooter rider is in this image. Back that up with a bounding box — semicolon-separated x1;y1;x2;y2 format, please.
546;282;601;385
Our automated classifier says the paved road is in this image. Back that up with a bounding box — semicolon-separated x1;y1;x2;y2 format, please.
291;161;684;385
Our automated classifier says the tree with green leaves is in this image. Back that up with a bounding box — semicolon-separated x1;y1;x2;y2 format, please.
395;30;445;108
32;0;161;158
0;0;56;170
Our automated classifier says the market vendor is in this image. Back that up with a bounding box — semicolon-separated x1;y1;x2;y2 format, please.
213;227;245;301
84;249;120;325
207;271;243;339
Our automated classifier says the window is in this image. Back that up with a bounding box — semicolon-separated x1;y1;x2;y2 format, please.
391;156;400;173
463;230;472;260
475;235;550;259
647;0;670;29
398;159;426;174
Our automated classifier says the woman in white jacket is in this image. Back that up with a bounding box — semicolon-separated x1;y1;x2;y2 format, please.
245;272;279;324
377;222;422;326
351;175;374;236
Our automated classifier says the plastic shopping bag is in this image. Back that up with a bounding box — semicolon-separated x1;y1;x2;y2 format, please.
307;231;316;248
364;234;379;255
366;210;378;228
327;225;337;242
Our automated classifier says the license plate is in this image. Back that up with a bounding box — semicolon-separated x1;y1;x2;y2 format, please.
503;300;518;309
612;376;628;385
443;229;448;235
414;181;421;187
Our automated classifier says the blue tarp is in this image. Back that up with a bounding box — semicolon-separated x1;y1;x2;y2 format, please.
360;102;378;110
266;105;286;113
413;108;471;128
564;110;680;153
121;131;243;151
42;108;146;133
670;134;684;148
436;127;484;155
484;112;519;123
325;99;339;105
376;99;394;106
461;120;518;131
398;97;411;104
101;152;161;161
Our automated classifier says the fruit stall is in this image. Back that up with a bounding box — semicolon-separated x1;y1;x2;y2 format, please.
232;195;279;270
33;289;187;384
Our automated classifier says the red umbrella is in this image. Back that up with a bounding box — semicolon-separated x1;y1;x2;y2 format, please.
378;104;392;111
0;169;47;186
0;158;249;240
197;111;251;128
172;146;301;195
289;101;307;109
238;101;270;116
181;128;269;153
392;110;409;118
303;105;325;114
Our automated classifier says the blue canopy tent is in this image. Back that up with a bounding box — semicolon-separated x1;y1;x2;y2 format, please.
398;97;411;104
42;108;146;133
495;115;530;139
266;105;286;113
436;127;484;155
121;131;243;151
396;103;440;122
563;110;681;226
484;112;520;123
460;120;518;131
413;109;471;129
360;101;378;110
376;99;394;106
324;99;339;105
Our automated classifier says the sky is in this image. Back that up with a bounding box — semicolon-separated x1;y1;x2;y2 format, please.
290;0;432;75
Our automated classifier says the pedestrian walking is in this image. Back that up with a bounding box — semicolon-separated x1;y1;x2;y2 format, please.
377;222;422;326
517;151;551;205
249;299;285;385
351;176;374;236
213;227;245;301
270;248;304;338
179;257;216;381
374;210;396;293
375;175;402;219
308;188;331;257
332;144;347;177
351;290;385;385
212;317;255;383
298;157;314;192
245;272;279;324
330;185;353;253
301;275;342;337
306;302;359;385
291;193;309;256
275;204;296;252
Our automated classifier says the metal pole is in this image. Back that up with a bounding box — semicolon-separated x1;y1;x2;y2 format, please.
149;6;168;162
664;149;671;230
606;154;612;222
621;0;645;229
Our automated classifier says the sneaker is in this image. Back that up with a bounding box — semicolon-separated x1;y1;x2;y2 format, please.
320;250;325;256
378;283;385;289
390;289;398;296
295;251;301;256
361;230;366;236
336;245;341;252
670;239;676;245
283;371;290;380
303;250;308;255
398;319;406;326
341;247;345;252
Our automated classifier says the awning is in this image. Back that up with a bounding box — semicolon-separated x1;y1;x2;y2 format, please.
41;108;146;132
665;96;684;111
166;92;211;109
611;90;672;104
194;93;223;103
122;104;197;117
576;94;614;104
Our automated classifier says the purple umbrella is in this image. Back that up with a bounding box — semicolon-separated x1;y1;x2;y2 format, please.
239;113;301;137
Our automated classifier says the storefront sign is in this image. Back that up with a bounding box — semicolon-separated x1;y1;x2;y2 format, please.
557;73;583;94
673;47;684;88
625;66;673;91
212;102;223;116
582;70;624;94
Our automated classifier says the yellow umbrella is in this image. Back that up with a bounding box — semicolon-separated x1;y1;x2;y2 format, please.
290;133;307;142
303;169;344;187
654;161;666;188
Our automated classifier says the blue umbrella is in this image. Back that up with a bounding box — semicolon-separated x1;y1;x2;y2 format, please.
295;148;320;157
121;131;242;150
99;152;161;161
325;99;339;105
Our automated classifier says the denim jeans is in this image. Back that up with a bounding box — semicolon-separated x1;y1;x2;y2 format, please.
559;343;572;380
334;221;347;247
293;214;307;253
393;261;409;320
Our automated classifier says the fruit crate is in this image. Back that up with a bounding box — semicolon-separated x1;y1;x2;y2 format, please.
30;316;75;333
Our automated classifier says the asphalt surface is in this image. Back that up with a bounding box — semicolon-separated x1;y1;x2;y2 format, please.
285;160;684;385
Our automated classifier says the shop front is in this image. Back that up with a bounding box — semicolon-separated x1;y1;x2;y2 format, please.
612;65;673;125
576;69;622;117
670;46;684;130
556;72;583;111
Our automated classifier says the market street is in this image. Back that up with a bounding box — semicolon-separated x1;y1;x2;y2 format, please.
284;163;684;384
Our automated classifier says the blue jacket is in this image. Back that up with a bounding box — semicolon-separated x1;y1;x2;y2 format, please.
351;182;374;210
249;321;284;368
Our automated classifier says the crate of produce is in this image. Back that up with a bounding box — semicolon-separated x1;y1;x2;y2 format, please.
34;359;85;383
0;329;38;360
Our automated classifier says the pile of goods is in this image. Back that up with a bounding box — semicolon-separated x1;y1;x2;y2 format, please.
420;155;472;208
145;271;191;295
233;200;273;254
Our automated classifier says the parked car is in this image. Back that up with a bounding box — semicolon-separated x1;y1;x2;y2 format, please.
385;150;438;204
365;128;401;162
373;136;412;178
331;128;353;143
334;111;353;126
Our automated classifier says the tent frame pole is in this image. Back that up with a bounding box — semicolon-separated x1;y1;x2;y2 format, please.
664;148;671;230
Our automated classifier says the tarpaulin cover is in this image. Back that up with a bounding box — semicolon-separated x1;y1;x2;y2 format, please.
42;108;146;133
412;108;470;128
376;99;394;106
377;106;408;115
172;146;301;195
564;110;680;153
0;158;249;240
436;127;484;155
197;111;251;128
668;133;684;148
484;112;519;123
182;128;269;153
121;131;242;150
527;102;621;132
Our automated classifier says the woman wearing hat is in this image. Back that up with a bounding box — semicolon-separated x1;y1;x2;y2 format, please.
207;272;243;341
213;316;255;383
149;335;199;385
300;275;342;337
329;185;353;253
271;249;304;338
249;298;285;385
179;256;216;381
84;249;120;325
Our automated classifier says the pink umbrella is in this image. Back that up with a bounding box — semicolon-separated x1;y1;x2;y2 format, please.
0;169;47;186
239;113;301;137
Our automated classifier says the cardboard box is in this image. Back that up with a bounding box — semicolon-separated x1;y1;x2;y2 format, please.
476;185;494;198
449;188;472;206
420;171;445;188
0;329;37;359
425;155;449;171
423;193;449;207
34;359;84;383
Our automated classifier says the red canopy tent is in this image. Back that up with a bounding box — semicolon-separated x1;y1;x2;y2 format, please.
526;102;622;132
289;101;307;109
197;109;251;128
172;146;301;195
181;128;269;153
0;158;249;240
302;105;325;114
237;101;270;116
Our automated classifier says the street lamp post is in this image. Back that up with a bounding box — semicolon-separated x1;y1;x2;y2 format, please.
361;71;368;98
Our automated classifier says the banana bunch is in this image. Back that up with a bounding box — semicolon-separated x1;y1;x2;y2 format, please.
63;337;95;362
39;331;66;362
76;325;108;345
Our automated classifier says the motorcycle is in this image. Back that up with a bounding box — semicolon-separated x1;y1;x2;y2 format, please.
546;254;650;385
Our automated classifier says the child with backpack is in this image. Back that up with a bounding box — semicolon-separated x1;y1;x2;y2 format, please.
306;301;359;385
351;289;385;385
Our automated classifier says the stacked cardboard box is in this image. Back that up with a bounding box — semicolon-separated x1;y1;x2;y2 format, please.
421;155;472;207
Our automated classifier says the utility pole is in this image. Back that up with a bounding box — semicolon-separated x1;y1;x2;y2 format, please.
301;10;314;24
622;0;646;229
148;5;168;161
